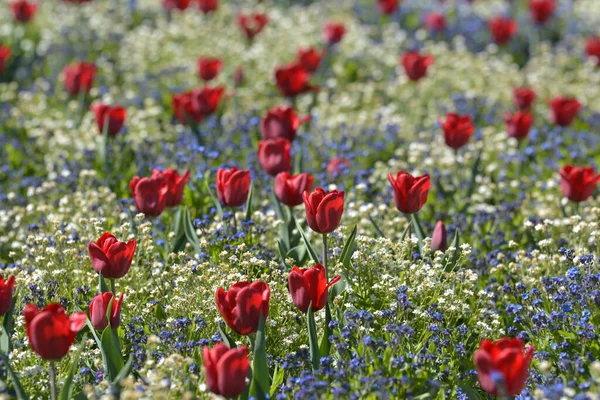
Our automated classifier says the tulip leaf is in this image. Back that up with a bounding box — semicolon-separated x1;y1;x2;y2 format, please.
204;172;224;220
217;324;236;349
268;189;285;221
59;334;87;400
294;218;319;264
250;312;269;398
245;182;253;221
277;239;289;268
318;302;332;359
1;289;18;353
182;207;201;253
410;213;426;253
98;274;109;294
112;354;133;385
270;365;284;397
368;215;385;238
466;149;483;199
154;303;167;321
0;353;29;400
445;228;462;271
338;225;357;269
400;223;411;241
286;245;307;267
240;366;253;400
307;306;320;371
330;275;347;299
100;326;124;382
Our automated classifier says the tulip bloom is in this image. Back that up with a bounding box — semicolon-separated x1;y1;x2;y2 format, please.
274;63;317;98
488;16;517;45
90;102;126;137
274;172;314;207
439;113;475;150
0;275;15;316
152;168;190;207
88;232;136;279
388;171;431;214
257;139;291;177
197;0;217;13
401;51;434;82
162;0;191;10
197;57;223;81
190;85;225;116
548;96;581;127
89;292;124;331
130;175;169;217
424;12;446;32
172;91;202;125
24;304;86;360
559;165;600;203
288;264;340;313
513;87;536;110
529;0;555;24
261;106;309;142
303;188;344;234
236;13;269;41
0;46;11;74
377;0;399;15
63;62;96;96
504;111;533;140
216;281;270;335
322;22;346;45
474;338;534;396
203;343;249;398
297;47;323;74
216;167;251;207
11;0;37;23
431;221;447;252
585;37;600;66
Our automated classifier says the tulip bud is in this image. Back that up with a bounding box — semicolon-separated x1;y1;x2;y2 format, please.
548;96;581;127
89;292;124;331
559;165;600;203
512;87;536;110
274;172;314;207
400;51;434;82
424;12;446;32
197;57;223;82
11;0;37;23
296;47;323;74
439;113;475;150
303;188;344;234
63;62;96;96
216;281;270;335
505;111;533;141
529;0;555;25
488;16;517;45
257;139;291;177
288;264;341;313
388;171;431;214
203;343;249;398
130;175;170;217
260;106;309;142
322;22;346;45
90;103;126;137
216;167;251;208
236;13;269;41
274;62;317;98
0;275;15;316
431;221;447;252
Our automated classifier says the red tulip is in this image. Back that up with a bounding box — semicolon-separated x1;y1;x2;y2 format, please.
439;113;475;150
297;47;323;74
274;62;317;98
216;281;270;335
326;157;350;179
63;62;96;96
274;172;314;207
474;338;534;396
152;168;190;207
190;85;225;116
0;275;15;316
431;221;447;252
129;175;169;217
401;51;434;82
559;165;600;203
488;16;517;45
89;292;123;331
513;87;536;110
216;167;251;207
172;91;202;125
504;111;533;140
260;106;309;142
197;0;217;13
388;171;431;214
585;37;600;66
529;0;555;24
288;264;341;313
203;343;249;398
162;0;191;10
0;46;11;74
377;0;399;15
257;138;291;177
548;96;581;127
322;22;346;45
424;12;446;32
236;13;268;41
90;103;126;137
24;304;86;360
11;0;37;23
88;232;136;279
197;57;223;82
303;188;344;234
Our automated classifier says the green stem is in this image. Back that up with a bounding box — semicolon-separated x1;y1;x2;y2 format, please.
110;279;116;296
322;233;328;280
49;361;57;400
232;211;238;233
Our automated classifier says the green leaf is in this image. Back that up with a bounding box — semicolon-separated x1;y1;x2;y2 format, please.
182;207;201;253
338;225;357;268
0;353;28;400
410;213;426;253
217;324;236;349
268;190;285;221
100;326;124;382
307;306;320;371
445;228;462;271
277;239;289;268
245;182;254;221
205;172;224;220
330;275;347;299
240;366;253;400
71;393;87;400
98;274;109;293
59;334;87;400
112;354;133;385
400;223;411;241
318;302;332;358
1;289;18;353
286;245;307;267
250;312;269;398
295;217;319;263
466;149;483;198
270;365;284;397
154;303;167;321
368;215;385;238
